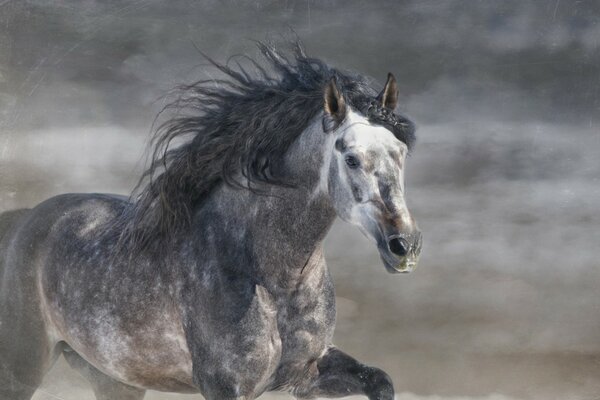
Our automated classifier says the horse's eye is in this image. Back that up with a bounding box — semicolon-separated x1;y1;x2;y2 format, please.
345;155;360;169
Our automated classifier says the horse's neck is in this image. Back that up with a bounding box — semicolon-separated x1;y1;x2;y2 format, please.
196;117;336;283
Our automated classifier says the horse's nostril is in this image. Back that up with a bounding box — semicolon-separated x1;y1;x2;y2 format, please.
388;237;409;257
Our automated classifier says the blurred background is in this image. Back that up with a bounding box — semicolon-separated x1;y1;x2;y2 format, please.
1;1;599;399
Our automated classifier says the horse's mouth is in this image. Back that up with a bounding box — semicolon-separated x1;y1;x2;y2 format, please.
383;257;418;274
378;244;420;274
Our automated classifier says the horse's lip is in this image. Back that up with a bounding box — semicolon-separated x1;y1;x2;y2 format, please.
382;259;416;274
377;240;420;274
379;250;418;274
389;260;417;273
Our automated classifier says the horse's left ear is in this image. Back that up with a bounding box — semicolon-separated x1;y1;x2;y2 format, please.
323;77;346;131
377;73;399;110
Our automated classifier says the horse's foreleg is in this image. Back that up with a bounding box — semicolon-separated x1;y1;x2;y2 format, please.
293;346;394;400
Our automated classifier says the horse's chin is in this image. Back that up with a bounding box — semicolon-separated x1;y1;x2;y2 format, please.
379;251;419;274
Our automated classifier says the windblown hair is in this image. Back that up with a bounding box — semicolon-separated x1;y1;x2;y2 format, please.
113;41;415;254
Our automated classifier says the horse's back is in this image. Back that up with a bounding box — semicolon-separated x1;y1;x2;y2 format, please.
1;193;128;270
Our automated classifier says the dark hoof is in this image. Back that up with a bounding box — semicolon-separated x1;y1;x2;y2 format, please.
366;368;395;400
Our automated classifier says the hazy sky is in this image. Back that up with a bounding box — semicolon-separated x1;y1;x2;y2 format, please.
1;0;599;130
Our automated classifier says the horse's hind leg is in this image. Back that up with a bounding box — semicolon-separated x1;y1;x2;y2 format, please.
0;209;60;400
0;348;56;400
63;347;145;400
0;322;60;400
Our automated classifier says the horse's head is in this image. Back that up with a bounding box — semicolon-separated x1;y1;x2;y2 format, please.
321;74;422;273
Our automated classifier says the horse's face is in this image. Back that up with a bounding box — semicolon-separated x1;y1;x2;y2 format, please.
322;75;422;273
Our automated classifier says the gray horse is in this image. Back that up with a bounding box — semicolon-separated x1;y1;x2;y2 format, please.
0;42;422;400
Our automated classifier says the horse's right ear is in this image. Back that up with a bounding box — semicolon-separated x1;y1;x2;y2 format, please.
323;77;346;131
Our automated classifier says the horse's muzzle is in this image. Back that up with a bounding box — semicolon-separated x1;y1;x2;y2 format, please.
379;231;422;274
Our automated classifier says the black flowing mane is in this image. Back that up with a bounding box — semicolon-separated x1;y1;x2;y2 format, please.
114;41;415;254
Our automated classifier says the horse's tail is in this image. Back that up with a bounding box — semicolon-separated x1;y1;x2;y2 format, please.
0;209;30;242
0;209;31;280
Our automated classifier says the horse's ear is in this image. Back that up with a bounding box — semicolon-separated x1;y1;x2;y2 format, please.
323;77;346;126
377;73;399;110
